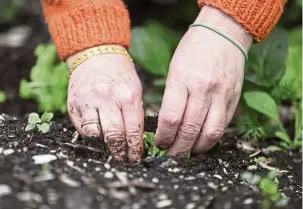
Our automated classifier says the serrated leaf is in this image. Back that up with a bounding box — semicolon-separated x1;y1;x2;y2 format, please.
41;112;54;123
25;124;35;131
243;91;280;124
245;28;288;87
28;113;41;125
37;123;50;133
267;170;277;180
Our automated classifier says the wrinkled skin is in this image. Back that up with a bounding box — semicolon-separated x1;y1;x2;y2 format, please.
155;6;253;155
66;5;253;161
66;53;144;162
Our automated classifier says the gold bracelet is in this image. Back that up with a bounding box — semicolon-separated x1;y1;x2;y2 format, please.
68;45;132;76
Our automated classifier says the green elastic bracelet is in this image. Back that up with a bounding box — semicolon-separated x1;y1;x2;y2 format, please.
189;24;248;60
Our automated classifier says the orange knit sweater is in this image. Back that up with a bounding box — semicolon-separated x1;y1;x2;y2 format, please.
41;0;287;60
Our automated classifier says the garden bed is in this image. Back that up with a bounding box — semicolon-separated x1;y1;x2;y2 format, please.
0;115;301;209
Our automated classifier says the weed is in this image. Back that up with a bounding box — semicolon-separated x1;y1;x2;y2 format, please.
25;112;54;133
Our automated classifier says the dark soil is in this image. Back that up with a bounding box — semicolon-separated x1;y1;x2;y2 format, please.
0;115;301;209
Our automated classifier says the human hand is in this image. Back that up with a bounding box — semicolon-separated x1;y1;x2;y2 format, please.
156;6;253;156
66;45;144;162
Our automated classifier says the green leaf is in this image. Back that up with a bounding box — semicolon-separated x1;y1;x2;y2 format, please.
0;91;6;103
245;28;288;87
130;22;179;76
37;123;50;133
240;172;261;185
25;124;35;131
275;131;291;144
259;178;278;195
28;113;41;125
41;112;54;123
243;91;280;124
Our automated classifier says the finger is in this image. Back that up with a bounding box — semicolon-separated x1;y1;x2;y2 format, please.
79;103;101;137
156;80;188;149
167;92;211;156
121;99;144;163
67;102;83;134
192;96;226;154
98;103;127;162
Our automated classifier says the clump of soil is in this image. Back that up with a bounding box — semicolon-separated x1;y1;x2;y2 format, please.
0;115;301;209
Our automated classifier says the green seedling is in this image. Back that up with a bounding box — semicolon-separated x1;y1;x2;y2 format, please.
241;170;289;208
143;132;167;157
143;132;191;158
25;112;54;133
0;91;6;103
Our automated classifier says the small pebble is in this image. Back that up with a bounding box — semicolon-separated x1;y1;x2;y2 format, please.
104;171;114;179
95;167;101;172
185;176;196;181
32;154;57;164
173;185;179;189
197;172;206;177
156;199;172;208
0;184;12;197
244;198;253;205
17;191;42;203
168;168;181;173
160;159;178;168
152;178;159;183
227;180;233;184
207;182;218;190
214;174;222;180
83;163;87;168
104;163;111;170
158;193;168;200
186;203;196;209
221;186;228;192
59;174;81;187
3;149;14;156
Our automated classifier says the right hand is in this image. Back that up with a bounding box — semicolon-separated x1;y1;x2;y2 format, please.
66;45;144;162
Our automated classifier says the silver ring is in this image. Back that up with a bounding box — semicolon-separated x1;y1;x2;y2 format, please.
81;120;100;128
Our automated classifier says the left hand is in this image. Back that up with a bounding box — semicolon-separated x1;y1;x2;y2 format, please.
155;5;253;156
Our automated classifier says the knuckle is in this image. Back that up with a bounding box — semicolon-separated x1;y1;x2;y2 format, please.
177;121;201;142
120;88;141;104
205;126;225;141
103;130;127;161
159;110;181;128
82;125;100;137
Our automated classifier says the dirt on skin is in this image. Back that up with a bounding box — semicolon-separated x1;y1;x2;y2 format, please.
0;115;301;209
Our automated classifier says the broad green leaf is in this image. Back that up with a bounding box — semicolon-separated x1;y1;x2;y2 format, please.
288;27;302;47
254;156;266;163
37;123;50;133
275;131;291;144
259;178;278;195
245;28;288;87
130;22;178;76
28;113;41;125
41;112;54;123
25;124;35;131
0;91;6;103
243;91;280;124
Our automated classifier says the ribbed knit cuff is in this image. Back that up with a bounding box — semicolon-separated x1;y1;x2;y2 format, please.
197;0;286;42
41;0;131;60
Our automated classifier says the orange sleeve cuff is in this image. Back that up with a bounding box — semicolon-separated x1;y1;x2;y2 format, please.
41;0;131;60
197;0;287;42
